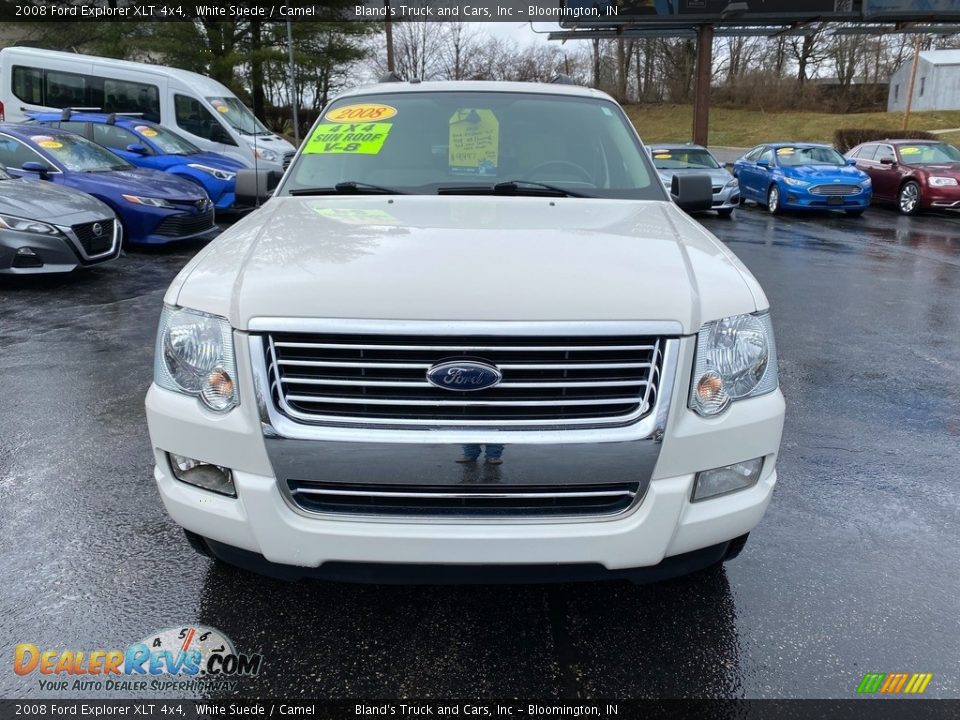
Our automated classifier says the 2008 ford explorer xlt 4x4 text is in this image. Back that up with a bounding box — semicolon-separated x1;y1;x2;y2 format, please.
145;81;785;583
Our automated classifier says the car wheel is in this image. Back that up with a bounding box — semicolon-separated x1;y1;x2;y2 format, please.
717;208;734;218
898;181;921;215
845;209;865;218
767;185;783;215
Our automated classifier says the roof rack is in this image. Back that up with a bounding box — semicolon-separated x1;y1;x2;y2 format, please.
105;112;144;125
378;71;404;83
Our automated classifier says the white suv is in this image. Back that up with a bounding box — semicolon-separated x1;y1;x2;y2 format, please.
145;80;785;583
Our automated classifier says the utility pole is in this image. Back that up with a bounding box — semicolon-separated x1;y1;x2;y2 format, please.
385;0;395;72
902;34;922;131
693;24;714;146
287;21;300;145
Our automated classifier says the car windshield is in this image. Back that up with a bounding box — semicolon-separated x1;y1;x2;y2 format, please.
27;132;131;172
777;146;845;167
206;96;270;136
132;123;200;155
283;91;662;199
898;143;960;163
650;148;720;170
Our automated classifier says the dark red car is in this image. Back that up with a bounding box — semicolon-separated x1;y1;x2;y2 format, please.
846;139;960;215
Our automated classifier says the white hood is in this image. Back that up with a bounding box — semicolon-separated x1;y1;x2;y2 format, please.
167;195;766;335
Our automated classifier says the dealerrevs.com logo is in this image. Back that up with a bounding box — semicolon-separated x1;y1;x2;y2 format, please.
13;625;262;693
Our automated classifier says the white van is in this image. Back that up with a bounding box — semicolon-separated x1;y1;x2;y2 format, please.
0;46;295;171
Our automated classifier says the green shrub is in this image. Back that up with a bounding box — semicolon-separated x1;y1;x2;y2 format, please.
834;128;938;153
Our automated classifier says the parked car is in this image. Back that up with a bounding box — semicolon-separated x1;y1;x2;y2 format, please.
0;124;217;245
146;80;785;583
734;142;872;216
0;163;120;274
28;112;244;212
650;144;739;217
846;139;960;215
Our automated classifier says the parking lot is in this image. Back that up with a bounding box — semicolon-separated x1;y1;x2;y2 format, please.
1;203;958;700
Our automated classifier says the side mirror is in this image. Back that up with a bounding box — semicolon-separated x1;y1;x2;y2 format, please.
756;158;770;168
235;168;283;206
879;156;897;165
126;144;149;155
846;158;857;166
671;174;713;213
21;161;50;179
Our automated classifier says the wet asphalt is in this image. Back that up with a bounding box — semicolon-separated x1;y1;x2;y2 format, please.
1;202;958;701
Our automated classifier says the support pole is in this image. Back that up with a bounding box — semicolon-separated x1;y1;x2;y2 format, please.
902;34;922;131
385;0;395;72
693;24;714;147
286;21;300;146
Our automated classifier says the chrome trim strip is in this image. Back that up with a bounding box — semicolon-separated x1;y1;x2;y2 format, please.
249;318;685;336
292;488;635;500
280;378;649;389
284;394;645;408
275;341;659;352
277;359;653;371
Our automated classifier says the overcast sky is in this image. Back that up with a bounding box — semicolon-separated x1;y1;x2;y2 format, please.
479;21;557;46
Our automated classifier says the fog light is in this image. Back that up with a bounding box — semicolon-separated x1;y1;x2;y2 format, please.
12;247;43;268
693;458;764;502
168;453;236;497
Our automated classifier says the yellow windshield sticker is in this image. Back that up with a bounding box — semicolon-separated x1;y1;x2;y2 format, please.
654;152;672;159
303;122;392;155
135;125;158;137
325;103;397;123
777;148;795;155
313;207;399;226
38;140;63;149
449;109;499;176
900;146;921;155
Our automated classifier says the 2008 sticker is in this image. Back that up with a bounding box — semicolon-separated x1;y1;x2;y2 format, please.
324;103;397;123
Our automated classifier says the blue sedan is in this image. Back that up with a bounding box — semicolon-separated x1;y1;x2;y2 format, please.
28;112;244;212
0;124;217;245
734;143;872;216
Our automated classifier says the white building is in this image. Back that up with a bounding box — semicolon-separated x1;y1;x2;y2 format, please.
888;49;960;112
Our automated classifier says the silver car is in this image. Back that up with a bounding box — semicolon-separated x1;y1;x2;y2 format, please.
0;165;121;274
651;144;740;217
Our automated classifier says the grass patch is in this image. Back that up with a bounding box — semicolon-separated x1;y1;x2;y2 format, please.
624;104;960;148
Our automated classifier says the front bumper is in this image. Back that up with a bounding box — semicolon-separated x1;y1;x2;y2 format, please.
712;185;740;211
782;185;871;210
923;184;960;208
0;221;121;274
145;332;785;575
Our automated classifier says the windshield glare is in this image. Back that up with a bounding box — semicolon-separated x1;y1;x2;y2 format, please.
651;148;720;170
284;92;660;199
29;132;131;172
777;147;846;167
898;143;960;163
134;123;200;155
207;97;270;135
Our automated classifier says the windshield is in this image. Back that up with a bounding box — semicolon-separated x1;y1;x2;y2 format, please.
283;91;662;199
777;146;846;167
650;148;720;170
133;123;200;155
206;96;270;136
898;143;960;163
29;132;131;172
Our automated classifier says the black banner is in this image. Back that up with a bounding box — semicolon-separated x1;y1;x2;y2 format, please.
1;700;959;720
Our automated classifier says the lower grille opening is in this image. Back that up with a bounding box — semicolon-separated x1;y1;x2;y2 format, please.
287;480;640;518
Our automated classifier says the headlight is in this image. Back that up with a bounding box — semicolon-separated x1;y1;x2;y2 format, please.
123;194;173;208
689;312;778;417
860;178;872;188
928;176;958;187
188;163;236;182
254;148;279;163
0;213;59;235
782;177;809;188
154;306;238;412
724;178;739;189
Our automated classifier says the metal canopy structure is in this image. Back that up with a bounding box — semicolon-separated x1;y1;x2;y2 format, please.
552;1;960;146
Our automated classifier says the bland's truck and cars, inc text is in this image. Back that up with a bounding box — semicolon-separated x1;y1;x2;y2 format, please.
146;80;785;583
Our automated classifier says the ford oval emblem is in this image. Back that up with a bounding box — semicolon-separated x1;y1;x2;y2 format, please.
426;360;502;392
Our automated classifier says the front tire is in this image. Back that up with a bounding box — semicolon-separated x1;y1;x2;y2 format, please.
898;181;921;215
767;185;783;215
717;208;734;218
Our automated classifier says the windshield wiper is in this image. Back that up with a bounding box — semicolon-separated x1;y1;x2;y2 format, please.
289;181;406;196
438;180;589;198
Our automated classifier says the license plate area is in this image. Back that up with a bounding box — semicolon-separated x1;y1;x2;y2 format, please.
827;196;845;206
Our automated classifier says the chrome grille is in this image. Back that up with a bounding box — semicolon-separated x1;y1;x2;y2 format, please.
810;184;859;196
287;479;640;518
262;331;665;428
